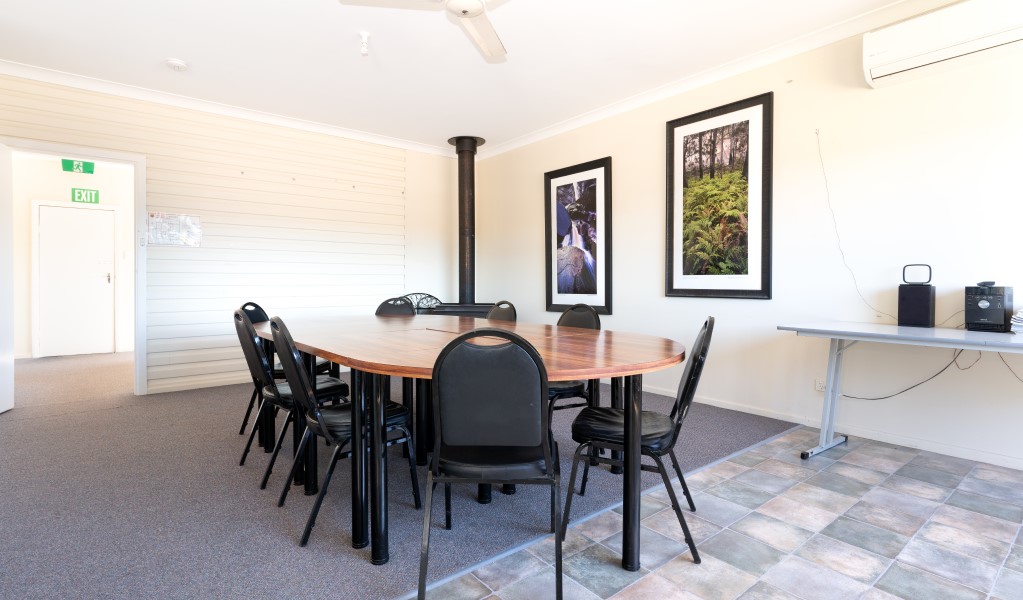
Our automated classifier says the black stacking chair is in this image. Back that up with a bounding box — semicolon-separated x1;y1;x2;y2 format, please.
486;300;517;322
402;292;442;314
272;316;421;546
236;301;331;435
560;317;714;565
419;328;562;600
549;303;601;413
235;309;349;490
376;296;416;316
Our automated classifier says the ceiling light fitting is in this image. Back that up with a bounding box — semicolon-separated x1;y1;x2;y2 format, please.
165;58;188;72
359;32;370;57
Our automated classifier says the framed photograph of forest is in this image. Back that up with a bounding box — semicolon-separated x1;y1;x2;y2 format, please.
544;157;612;314
666;92;773;299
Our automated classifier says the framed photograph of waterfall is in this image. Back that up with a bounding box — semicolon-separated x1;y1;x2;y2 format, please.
666;92;773;299
544;157;612;314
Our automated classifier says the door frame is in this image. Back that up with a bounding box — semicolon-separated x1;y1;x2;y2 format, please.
31;200;119;358
1;136;148;395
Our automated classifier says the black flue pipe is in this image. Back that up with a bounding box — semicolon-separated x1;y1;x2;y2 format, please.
449;136;484;305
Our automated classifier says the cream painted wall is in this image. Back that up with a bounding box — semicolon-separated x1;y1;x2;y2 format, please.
405;152;457;301
475;37;1023;468
11;153;135;357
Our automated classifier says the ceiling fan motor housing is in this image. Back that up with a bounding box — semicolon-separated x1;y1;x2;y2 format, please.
446;0;484;18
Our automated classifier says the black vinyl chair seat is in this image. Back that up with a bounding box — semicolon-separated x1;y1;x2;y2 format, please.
548;380;586;399
265;375;350;407
308;401;409;438
436;444;557;480
273;357;331;380
571;407;675;454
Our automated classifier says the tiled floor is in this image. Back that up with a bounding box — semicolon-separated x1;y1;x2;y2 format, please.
423;426;1023;600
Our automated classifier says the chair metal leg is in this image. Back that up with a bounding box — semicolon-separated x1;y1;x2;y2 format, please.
239;385;258;435
560;443;589;539
260;408;292;489
401;426;422;509
278;428;312;508
579;451;592;497
239;398;266;466
301;445;343;546
668;450;696;512
651;453;700;563
553;477;563;600
417;475;436;600
444;483;452;530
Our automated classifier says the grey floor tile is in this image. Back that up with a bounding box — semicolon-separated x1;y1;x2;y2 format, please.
573;510;623;542
609;573;701;599
824;461;889;485
794;533;890;584
930;503;1020;543
700;461;749;480
729;512;813;553
805;471;873;499
528;529;594;564
563;543;648;598
679;470;725;492
915;521;1011;565
860;486;939;520
426;573;493;600
843;500;927;537
496;566;600;600
761;555;869;600
736;581;801;600
705;479;776;510
958;476;1023;507
729;449;774;468
894;462;964;488
880;474;953;503
643;509;720;546
838;449;910;474
474;550;548;592
771;450;835;472
946;490;1023;523
612;495;668;520
856;442;918;462
875;561;985;600
777;482;859;514
909;451;977;477
699;529;786;576
859;588;903;600
897;538;999;592
971;464;1023;487
756;495;839;532
600;527;690;571
1005;543;1023;573
688;491;751;527
733;468;798;495
820;516;909;558
992;567;1023;600
755;459;818;482
656;553;757;600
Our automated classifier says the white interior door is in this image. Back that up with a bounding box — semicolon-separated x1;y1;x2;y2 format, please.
35;204;116;357
0;145;13;413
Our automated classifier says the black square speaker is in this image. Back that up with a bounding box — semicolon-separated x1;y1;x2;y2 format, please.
898;284;935;327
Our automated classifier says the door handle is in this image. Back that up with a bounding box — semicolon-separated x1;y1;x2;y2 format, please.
106;273;111;283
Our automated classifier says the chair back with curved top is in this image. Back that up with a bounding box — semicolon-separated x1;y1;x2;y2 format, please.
556;303;600;330
376;296;416;316
270;317;341;447
241;301;271;324
402;292;442;314
234;309;276;392
669;316;714;439
485;300;517;322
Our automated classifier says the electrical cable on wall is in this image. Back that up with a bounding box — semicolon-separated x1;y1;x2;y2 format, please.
815;129;897;321
842;349;966;400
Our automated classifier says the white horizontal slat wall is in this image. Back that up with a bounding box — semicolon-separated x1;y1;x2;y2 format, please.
0;75;412;393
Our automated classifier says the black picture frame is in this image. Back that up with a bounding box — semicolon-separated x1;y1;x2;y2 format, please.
666;92;773;299
544;157;612;314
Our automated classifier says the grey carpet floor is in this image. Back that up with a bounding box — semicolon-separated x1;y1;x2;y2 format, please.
0;353;795;599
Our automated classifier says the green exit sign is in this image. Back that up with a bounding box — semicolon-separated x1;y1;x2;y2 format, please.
62;159;94;174
71;188;100;204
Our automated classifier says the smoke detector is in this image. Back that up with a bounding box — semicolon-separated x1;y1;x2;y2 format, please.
165;58;189;72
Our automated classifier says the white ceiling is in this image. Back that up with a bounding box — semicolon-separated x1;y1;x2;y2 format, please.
0;0;952;156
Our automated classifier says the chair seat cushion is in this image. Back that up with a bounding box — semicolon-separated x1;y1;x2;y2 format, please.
263;375;350;407
438;445;555;481
307;401;410;440
571;407;676;454
548;380;586;400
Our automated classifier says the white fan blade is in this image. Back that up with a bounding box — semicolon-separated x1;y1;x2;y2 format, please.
457;12;506;58
338;0;441;11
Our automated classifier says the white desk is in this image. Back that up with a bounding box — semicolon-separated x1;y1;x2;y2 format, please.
778;321;1023;459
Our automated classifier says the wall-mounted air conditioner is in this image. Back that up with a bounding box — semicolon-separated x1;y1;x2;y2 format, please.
863;0;1023;87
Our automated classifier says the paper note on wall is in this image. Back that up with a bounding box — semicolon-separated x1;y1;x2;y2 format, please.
147;212;202;247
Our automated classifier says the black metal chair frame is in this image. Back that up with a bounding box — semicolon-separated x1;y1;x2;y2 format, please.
401;292;442;314
418;328;562;600
376;296;417;316
271;316;421;547
485;299;517;322
560;317;715;566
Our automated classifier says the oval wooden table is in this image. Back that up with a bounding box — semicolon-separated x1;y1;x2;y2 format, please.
255;314;685;571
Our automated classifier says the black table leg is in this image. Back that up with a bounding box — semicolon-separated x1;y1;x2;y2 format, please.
610;377;624;474
622;374;642;572
414;379;429;466
402;377;413;458
370;373;389;565
260;340;276;452
477;484;492;504
351;369;369;549
301;352;317;495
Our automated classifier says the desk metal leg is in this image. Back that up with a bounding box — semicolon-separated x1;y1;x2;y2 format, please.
351;369;369;549
370;373;389;565
622;374;642;572
801;338;852;459
609;377;624;474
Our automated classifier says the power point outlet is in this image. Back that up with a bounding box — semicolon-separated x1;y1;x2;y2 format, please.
814;378;827;392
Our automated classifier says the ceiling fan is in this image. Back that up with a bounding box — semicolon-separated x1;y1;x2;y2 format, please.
340;0;508;60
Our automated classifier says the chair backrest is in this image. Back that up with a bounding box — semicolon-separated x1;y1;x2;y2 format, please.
402;292;442;314
376;296;416;316
240;301;270;324
234;308;276;390
486;300;517;322
669;317;715;439
431;328;552;473
556;303;601;330
270;316;340;444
